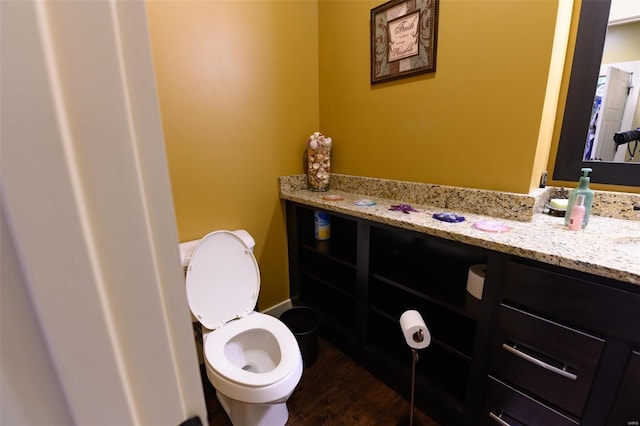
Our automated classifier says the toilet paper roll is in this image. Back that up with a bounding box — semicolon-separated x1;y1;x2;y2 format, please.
399;310;431;350
467;264;486;300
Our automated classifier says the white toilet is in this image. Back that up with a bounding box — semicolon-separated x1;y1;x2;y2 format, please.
183;230;303;426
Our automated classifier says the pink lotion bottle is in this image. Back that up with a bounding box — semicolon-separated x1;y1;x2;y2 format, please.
568;194;586;230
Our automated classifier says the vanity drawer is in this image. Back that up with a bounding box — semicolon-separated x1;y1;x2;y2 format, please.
504;260;640;343
484;376;579;426
490;304;604;417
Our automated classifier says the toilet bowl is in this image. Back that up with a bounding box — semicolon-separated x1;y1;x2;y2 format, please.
184;230;303;426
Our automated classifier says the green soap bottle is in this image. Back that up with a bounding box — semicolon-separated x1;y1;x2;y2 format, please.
564;168;594;228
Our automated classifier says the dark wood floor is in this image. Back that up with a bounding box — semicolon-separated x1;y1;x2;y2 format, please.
202;337;439;425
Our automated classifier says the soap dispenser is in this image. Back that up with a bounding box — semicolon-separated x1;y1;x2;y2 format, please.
564;168;594;228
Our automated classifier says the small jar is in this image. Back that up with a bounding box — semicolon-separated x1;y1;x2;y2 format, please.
307;132;332;191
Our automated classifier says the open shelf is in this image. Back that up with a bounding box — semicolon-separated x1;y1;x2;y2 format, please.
296;206;357;266
369;225;486;320
298;271;356;340
371;272;481;321
299;249;357;297
300;269;355;300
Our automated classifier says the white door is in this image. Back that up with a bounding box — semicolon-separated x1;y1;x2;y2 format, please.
1;1;207;425
591;66;632;161
610;60;640;162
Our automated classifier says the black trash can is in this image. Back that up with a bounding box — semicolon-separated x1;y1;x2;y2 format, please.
280;306;321;368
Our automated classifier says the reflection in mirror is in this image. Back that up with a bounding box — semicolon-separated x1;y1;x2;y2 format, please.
553;0;640;186
583;6;640;164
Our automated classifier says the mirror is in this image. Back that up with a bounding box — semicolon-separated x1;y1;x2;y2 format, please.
553;0;640;186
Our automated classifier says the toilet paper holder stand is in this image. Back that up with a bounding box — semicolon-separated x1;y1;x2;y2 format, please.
400;324;430;426
405;345;421;426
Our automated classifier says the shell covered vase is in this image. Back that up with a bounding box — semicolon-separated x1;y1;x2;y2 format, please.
306;132;332;191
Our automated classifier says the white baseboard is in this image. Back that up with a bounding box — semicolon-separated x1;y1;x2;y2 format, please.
261;299;293;318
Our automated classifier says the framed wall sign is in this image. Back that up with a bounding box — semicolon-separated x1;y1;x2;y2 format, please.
371;0;439;84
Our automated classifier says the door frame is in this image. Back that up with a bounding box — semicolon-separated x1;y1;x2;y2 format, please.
1;1;206;424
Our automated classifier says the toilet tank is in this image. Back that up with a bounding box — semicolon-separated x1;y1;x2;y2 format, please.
179;229;255;270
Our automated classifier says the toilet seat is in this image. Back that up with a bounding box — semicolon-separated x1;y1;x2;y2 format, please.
185;231;259;330
204;312;300;387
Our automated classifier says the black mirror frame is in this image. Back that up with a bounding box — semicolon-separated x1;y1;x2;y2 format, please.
553;0;640;187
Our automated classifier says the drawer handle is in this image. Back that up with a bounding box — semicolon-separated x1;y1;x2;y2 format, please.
489;411;512;426
502;343;577;381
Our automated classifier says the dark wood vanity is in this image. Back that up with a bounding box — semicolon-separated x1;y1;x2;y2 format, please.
285;201;640;425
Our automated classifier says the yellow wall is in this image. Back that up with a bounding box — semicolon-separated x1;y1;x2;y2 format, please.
146;1;319;308
318;0;559;194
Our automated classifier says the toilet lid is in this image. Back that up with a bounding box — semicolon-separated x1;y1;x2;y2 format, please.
186;231;260;330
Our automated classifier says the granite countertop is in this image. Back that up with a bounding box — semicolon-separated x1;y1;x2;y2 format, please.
280;175;640;286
